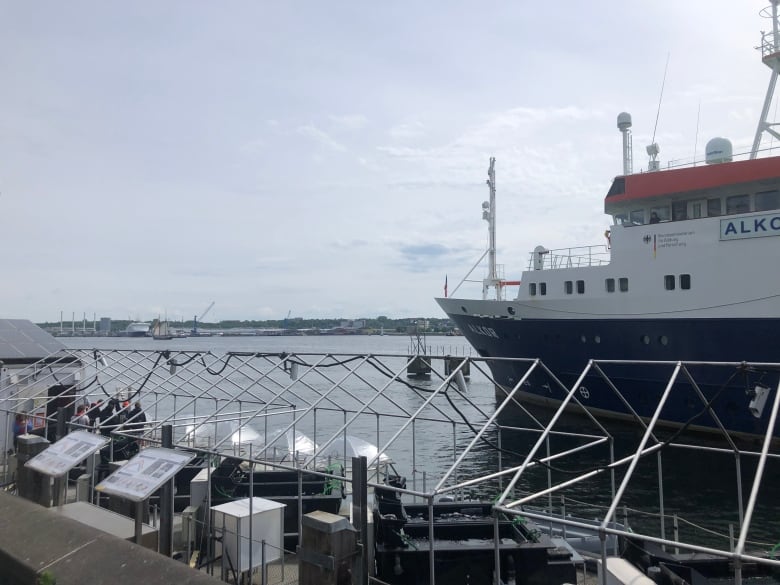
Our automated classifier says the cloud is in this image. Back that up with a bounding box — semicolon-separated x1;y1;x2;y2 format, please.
296;124;347;152
388;121;426;140
329;114;368;130
393;242;476;274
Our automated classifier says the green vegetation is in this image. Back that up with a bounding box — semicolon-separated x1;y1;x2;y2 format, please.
37;316;458;335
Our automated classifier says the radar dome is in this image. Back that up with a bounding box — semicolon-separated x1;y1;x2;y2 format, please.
705;137;733;164
617;112;632;130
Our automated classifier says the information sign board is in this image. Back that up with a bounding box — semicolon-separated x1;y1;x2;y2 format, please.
95;447;195;502
25;430;109;477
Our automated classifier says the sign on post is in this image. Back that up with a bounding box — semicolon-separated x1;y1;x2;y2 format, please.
95;447;195;502
25;430;109;477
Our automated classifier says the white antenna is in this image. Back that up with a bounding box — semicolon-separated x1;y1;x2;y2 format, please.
693;101;701;165
617;112;633;175
751;0;780;158
647;53;670;171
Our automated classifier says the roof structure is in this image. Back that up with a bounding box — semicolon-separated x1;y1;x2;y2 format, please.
0;319;66;363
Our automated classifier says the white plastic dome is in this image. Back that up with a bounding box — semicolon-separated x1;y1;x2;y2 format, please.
705;137;733;164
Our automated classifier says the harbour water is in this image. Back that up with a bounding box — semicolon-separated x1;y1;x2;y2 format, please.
59;334;780;553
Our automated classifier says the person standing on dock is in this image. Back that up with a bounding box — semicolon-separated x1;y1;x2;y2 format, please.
127;401;147;448
12;413;32;448
70;405;90;430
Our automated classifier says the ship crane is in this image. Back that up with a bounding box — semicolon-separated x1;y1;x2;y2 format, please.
192;301;215;335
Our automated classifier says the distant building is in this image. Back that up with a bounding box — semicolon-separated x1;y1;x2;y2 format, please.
99;317;112;334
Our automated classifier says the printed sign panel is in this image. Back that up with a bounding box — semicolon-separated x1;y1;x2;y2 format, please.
720;212;780;241
25;431;110;477
95;447;195;502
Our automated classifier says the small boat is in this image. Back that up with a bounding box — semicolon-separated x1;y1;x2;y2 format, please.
436;2;780;440
372;476;578;584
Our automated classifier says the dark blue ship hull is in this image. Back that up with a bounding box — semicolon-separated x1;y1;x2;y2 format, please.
447;314;780;439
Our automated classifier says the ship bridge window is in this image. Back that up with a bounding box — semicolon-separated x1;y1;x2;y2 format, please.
529;283;537;296
576;280;585;294
707;198;722;217
726;194;750;215
540;282;547;295
680;274;691;290
664;275;675;290
564;281;573;295
605;278;615;293
630;209;645;225
613;213;628;225
650;206;670;222
619;277;629;292
755;190;780;211
672;201;687;221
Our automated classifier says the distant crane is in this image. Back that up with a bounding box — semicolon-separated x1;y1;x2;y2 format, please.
192;301;215;335
283;310;292;329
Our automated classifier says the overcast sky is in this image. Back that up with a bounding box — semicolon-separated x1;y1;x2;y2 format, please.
1;1;776;323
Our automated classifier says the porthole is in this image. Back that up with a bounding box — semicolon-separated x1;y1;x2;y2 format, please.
580;335;587;343
507;306;516;315
641;335;650;345
594;335;601;344
659;335;668;346
461;306;468;313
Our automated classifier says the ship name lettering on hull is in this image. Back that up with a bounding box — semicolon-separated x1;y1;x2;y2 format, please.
467;324;499;338
721;213;780;241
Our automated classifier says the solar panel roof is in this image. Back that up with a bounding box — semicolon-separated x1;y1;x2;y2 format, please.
0;319;66;361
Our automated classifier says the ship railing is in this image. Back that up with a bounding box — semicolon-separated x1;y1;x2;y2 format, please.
758;28;780;60
527;244;610;271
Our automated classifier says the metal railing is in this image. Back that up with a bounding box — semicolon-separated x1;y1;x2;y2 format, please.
2;348;780;584
527;244;611;270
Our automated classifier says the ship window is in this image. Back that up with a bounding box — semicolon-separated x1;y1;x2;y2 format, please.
680;274;691;289
619;277;629;292
576;280;585;294
650;206;670;222
613;213;628;225
689;200;705;219
507;306;516;315
659;335;669;346
605;278;615;293
641;335;650;345
672;201;687;221
594;335;601;344
529;283;537;296
630;209;645;225
707;198;722;217
664;275;675;290
726;194;750;215
755;190;780;211
564;281;573;295
540;282;547;295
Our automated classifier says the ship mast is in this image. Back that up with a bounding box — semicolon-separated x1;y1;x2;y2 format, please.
751;0;780;158
482;157;501;300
